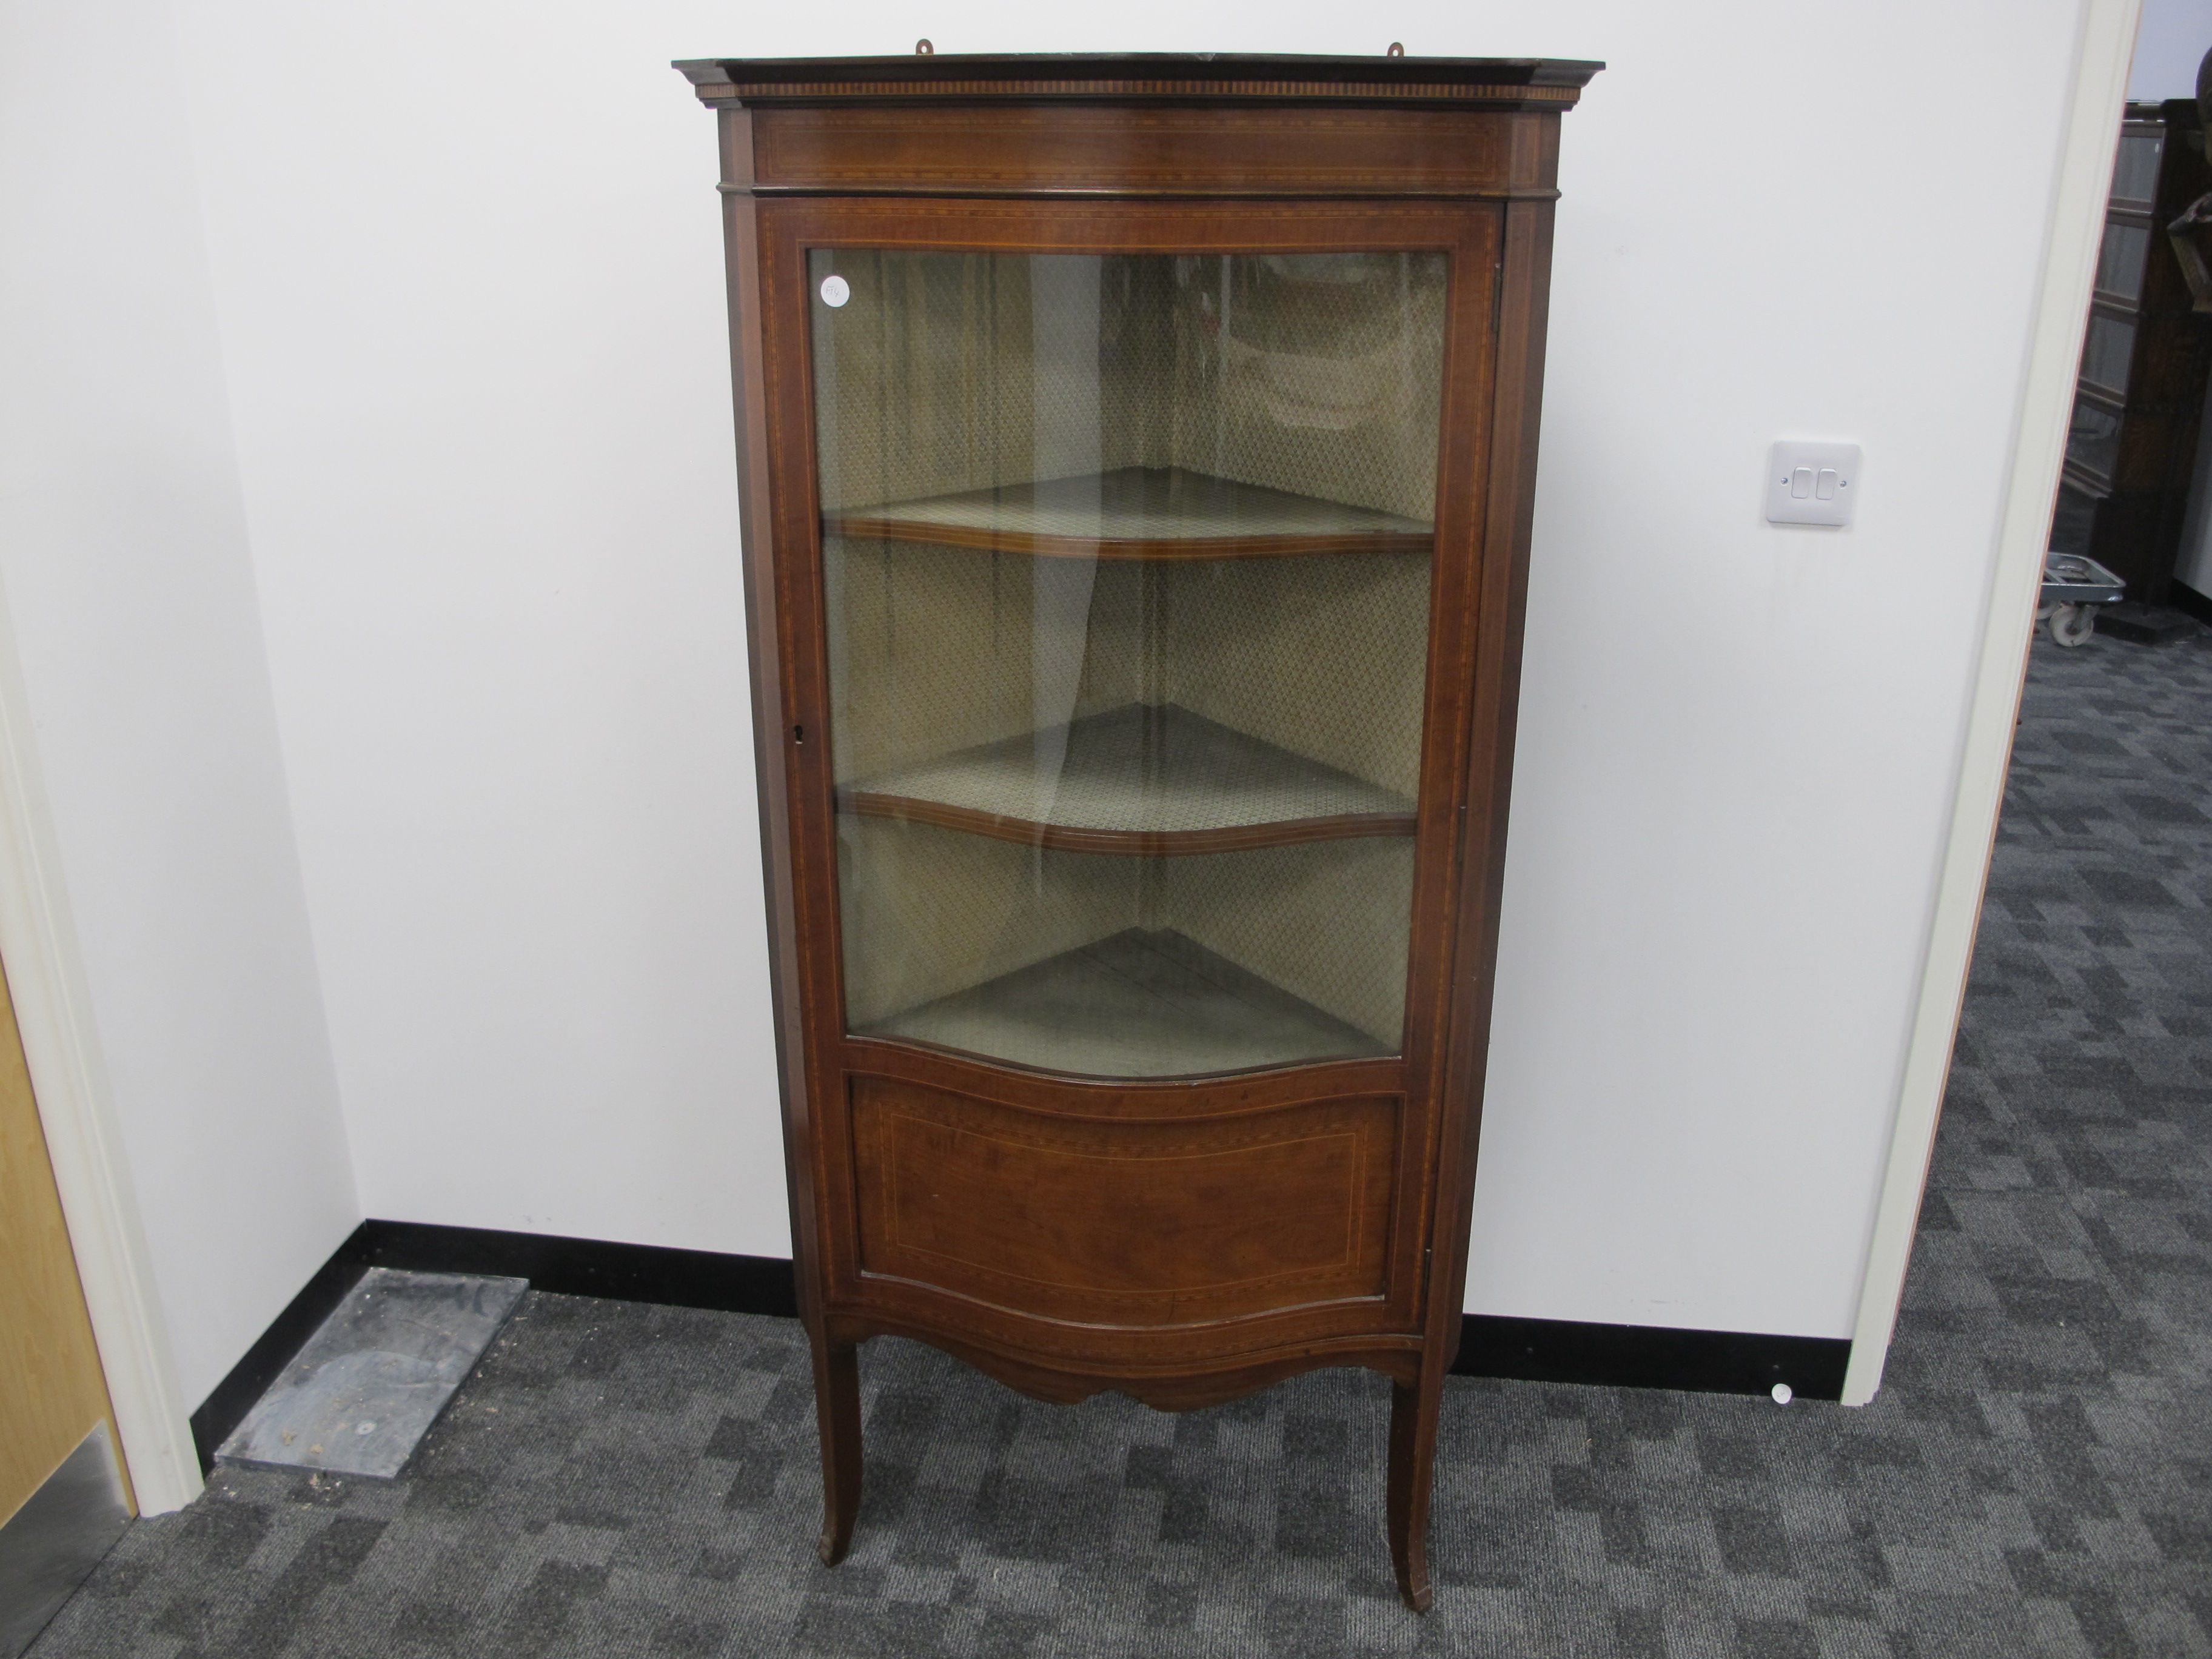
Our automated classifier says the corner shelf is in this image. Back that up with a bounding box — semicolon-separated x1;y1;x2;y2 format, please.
822;465;1433;560
839;702;1416;855
857;927;1392;1079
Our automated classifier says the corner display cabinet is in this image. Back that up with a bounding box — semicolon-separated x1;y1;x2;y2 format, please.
676;50;1600;1611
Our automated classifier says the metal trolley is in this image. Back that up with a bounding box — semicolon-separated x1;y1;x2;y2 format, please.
2039;552;2125;647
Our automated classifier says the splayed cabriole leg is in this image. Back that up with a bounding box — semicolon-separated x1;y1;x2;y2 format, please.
1387;1372;1438;1613
814;1339;862;1566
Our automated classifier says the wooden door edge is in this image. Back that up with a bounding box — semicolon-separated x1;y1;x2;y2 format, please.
0;583;197;1512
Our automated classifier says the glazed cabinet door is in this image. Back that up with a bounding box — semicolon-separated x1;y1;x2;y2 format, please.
756;200;1504;1387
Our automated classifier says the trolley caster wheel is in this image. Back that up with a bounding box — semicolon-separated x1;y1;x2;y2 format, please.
2048;603;2097;648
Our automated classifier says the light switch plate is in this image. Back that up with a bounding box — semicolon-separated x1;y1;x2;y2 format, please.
1766;441;1860;528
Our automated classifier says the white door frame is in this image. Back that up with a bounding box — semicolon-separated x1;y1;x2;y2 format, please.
0;579;201;1513
1843;0;2145;1407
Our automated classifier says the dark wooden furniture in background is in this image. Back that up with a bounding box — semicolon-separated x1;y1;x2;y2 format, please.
2053;98;2212;611
678;51;1600;1612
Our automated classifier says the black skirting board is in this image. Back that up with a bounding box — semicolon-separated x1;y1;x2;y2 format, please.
190;1221;1849;1472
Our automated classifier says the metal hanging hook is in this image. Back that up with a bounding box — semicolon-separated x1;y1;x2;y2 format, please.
1387;41;1405;56
915;38;933;55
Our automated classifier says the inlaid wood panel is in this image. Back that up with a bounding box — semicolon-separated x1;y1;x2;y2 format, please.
746;107;1526;197
851;1073;1398;1326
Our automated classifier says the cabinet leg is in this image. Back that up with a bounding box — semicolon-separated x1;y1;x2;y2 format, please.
1387;1375;1438;1613
814;1339;863;1566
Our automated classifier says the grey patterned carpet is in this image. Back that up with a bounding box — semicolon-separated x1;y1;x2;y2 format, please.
28;628;2212;1658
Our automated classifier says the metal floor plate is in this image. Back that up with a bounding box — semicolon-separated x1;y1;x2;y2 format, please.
0;1422;130;1659
215;1269;526;1480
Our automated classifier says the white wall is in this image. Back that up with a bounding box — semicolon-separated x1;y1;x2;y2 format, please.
2130;0;2210;96
166;0;2090;1342
1462;3;2082;1336
0;0;358;1409
170;0;775;1255
9;0;2101;1389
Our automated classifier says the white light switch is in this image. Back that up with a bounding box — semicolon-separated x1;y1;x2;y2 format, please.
1767;441;1860;528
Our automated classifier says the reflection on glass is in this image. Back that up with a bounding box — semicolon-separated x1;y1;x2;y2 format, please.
809;251;1444;1078
2066;394;2121;484
2093;222;2151;303
2048;483;2097;555
2079;313;2136;397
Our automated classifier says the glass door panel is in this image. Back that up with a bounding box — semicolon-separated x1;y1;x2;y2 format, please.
2078;312;2136;397
2110;127;2163;209
809;249;1446;1079
2092;221;2151;304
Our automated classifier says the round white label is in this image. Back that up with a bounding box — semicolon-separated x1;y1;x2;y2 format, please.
819;275;850;308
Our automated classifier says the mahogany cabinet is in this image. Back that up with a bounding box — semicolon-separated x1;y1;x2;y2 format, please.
675;50;1600;1611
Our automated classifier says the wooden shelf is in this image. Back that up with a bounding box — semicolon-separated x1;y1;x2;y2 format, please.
840;702;1415;854
858;927;1392;1078
822;465;1432;560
